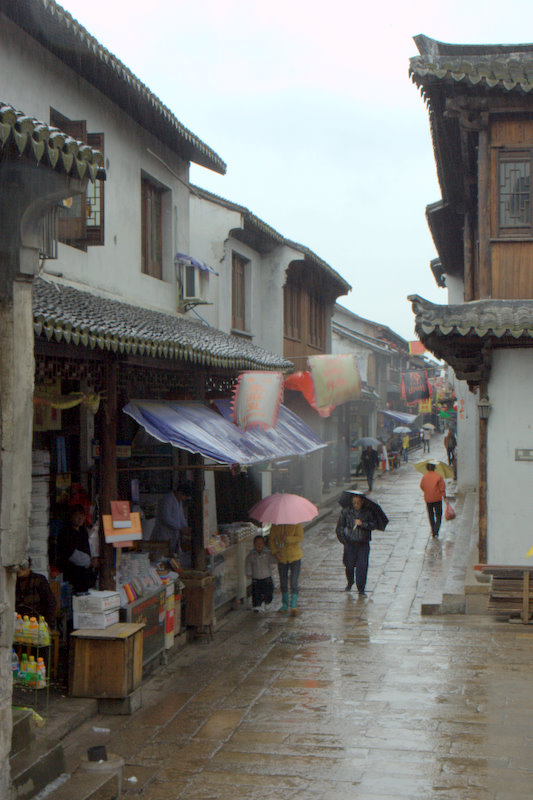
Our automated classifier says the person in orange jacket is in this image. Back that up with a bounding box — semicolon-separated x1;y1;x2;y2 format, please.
420;461;446;538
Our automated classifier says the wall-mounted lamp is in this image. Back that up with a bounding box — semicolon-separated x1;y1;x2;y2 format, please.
478;397;491;420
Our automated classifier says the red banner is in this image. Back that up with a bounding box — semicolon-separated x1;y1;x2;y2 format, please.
401;370;431;406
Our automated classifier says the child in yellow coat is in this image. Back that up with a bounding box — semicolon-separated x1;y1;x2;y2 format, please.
269;523;304;615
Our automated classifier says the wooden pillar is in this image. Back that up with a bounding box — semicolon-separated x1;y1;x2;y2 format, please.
478;127;491;299
99;356;118;589
190;454;205;570
463;212;475;302
478;387;488;563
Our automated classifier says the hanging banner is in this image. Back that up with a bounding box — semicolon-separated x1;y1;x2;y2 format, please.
308;354;361;410
418;398;432;414
401;370;431;406
284;371;334;417
232;371;283;430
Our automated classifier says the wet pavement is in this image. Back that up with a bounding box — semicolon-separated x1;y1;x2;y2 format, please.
60;441;533;799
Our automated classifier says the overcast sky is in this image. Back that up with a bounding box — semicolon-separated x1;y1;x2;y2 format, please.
61;0;533;340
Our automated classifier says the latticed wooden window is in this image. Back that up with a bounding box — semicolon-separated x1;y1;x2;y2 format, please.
50;110;105;250
232;252;247;331
499;151;532;234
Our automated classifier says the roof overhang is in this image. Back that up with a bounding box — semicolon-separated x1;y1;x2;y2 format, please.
408;294;533;385
1;0;225;174
426;200;464;277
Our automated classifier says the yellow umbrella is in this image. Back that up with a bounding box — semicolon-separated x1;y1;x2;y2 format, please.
413;459;454;479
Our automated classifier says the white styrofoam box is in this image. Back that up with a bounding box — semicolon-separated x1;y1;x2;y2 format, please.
28;539;49;555
31;495;50;511
31;479;49;497
73;609;119;630
73;591;121;613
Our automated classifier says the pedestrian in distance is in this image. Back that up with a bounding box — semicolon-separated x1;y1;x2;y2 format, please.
360;446;379;491
402;433;410;463
420;461;446;538
269;523;304;615
336;490;388;597
245;534;276;613
444;428;457;467
422;427;431;453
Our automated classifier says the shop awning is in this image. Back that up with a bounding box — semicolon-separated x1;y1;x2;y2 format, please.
123;399;326;466
379;409;419;425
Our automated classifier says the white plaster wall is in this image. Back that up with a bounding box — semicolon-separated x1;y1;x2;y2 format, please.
487;350;533;564
1;17;192;314
454;379;478;493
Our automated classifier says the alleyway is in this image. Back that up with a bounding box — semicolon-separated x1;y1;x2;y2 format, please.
59;441;533;799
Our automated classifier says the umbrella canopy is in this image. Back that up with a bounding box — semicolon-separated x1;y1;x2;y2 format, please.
393;426;411;434
413;460;454;479
352;437;382;449
421;423;436;430
338;491;389;531
249;493;318;525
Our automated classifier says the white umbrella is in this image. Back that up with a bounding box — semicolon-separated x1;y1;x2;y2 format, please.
393;426;411;434
421;423;436;431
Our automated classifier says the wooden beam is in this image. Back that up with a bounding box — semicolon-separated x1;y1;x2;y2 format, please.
463;212;474;301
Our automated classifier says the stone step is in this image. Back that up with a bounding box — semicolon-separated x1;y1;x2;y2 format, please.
10;737;65;800
11;708;35;757
40;768;120;800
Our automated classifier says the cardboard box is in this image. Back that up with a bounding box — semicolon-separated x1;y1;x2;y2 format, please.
73;591;121;613
73;609;120;630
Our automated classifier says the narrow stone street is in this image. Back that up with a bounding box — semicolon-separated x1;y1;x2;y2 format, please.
60;442;533;799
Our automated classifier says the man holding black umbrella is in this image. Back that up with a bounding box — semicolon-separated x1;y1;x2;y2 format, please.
360;446;379;491
336;490;388;596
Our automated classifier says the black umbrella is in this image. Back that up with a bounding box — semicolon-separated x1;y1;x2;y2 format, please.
338;490;389;531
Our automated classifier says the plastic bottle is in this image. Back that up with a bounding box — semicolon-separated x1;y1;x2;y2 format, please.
15;614;23;640
11;649;19;678
37;657;46;688
18;653;28;684
29;617;38;643
38;617;50;646
21;615;30;643
27;655;36;673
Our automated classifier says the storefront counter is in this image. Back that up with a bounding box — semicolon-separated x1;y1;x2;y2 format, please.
119;586;166;668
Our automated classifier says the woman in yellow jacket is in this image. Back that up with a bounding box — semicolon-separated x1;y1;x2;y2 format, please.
269;523;304;615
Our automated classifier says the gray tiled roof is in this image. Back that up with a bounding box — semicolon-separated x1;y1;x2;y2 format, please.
1;0;225;174
410;35;533;94
33;278;293;371
408;294;533;338
0;102;104;180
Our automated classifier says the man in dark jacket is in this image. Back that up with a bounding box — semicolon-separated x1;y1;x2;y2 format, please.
16;561;57;628
336;491;378;596
360;446;379;491
58;504;99;593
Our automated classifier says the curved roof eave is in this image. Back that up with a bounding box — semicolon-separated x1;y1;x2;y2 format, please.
1;0;226;174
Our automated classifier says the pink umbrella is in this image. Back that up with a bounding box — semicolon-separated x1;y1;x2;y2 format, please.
248;493;319;525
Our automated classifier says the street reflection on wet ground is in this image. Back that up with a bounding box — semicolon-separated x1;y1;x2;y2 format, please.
63;443;533;799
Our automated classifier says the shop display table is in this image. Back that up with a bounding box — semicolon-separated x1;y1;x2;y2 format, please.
69;622;144;698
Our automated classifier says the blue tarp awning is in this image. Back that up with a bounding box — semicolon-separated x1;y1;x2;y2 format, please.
379;409;419;425
123;399;325;466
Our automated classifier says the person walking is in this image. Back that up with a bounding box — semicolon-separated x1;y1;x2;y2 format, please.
336;490;387;597
444;428;457;466
402;433;410;463
269;523;303;615
360;446;379;491
422;427;431;453
420;461;446;538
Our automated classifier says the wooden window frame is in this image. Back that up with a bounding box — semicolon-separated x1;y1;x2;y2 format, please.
283;279;302;341
141;178;163;280
50;109;105;250
231;252;248;332
308;292;325;350
497;149;533;237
